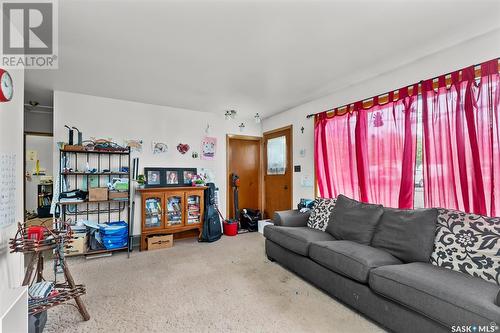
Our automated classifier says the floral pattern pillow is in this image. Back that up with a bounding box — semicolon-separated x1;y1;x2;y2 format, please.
307;198;337;231
430;208;500;285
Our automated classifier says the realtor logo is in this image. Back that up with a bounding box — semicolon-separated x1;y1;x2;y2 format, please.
1;0;58;68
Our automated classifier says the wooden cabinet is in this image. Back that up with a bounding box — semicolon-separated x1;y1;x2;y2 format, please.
138;187;206;250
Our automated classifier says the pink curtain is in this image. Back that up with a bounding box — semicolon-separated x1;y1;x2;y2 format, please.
315;86;418;208
422;59;500;216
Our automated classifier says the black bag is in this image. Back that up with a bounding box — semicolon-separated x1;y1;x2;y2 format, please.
240;208;261;232
199;183;222;242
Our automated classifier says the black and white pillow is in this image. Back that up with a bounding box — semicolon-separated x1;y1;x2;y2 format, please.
430;208;500;285
307;198;337;231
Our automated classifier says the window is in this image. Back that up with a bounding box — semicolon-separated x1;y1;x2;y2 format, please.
267;136;286;175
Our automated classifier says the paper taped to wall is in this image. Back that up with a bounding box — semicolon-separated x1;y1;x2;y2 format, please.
0;153;16;227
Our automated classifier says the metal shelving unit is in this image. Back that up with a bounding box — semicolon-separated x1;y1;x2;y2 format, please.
59;148;131;257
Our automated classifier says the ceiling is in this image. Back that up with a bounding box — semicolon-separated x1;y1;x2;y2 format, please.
25;0;500;118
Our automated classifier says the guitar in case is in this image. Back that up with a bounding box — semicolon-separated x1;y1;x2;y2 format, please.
199;183;222;242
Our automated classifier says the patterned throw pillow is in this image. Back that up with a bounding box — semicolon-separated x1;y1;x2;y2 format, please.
307;198;337;231
430;208;500;285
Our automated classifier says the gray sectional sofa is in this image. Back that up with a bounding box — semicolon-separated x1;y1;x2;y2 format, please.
263;196;500;333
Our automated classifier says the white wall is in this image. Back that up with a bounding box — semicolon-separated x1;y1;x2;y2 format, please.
53;91;262;235
262;29;500;205
24;109;53;134
25;135;53;213
0;69;25;305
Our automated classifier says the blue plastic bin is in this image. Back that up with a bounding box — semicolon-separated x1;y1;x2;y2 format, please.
99;221;128;249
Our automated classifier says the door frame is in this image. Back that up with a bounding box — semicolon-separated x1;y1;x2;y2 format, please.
263;125;293;218
24;131;53;219
226;134;264;219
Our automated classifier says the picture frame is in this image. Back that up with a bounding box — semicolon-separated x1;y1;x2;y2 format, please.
165;168;181;186
144;167;165;187
181;168;197;185
143;167;197;187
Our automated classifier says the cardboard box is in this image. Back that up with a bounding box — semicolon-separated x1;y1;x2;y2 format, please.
89;187;108;201
258;220;274;234
147;234;173;251
63;145;85;152
108;191;128;200
66;233;88;256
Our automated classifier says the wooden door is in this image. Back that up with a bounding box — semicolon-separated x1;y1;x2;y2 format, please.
142;193;165;231
227;135;262;220
264;126;292;218
164;191;184;228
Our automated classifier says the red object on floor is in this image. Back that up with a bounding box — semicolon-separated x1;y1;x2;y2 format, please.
27;226;46;241
223;221;238;236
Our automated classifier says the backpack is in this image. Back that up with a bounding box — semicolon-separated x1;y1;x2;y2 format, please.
199;183;222;242
240;208;261;232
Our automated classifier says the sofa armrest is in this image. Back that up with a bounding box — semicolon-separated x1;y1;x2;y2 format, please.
273;209;311;227
496;289;500;307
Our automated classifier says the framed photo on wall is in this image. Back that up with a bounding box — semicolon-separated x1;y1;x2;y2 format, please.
181;168;197;185
144;167;165;187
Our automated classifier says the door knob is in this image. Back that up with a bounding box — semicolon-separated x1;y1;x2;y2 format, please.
284;185;288;190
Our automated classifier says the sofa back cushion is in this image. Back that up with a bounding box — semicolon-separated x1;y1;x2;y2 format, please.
430;208;500;285
307;197;336;231
326;194;383;245
371;207;438;263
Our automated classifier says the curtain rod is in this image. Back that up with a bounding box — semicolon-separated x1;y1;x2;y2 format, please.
305;57;500;119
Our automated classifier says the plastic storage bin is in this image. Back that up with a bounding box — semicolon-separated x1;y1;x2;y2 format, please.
99;221;128;249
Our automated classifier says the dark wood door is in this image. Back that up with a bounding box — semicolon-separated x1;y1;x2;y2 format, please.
264;126;292;218
227;136;262;220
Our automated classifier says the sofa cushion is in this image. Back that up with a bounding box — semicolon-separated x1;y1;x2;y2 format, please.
274;210;310;227
307;197;337;231
326;194;384;245
263;226;335;256
371;207;438;263
430;208;500;285
309;240;402;283
370;262;500;326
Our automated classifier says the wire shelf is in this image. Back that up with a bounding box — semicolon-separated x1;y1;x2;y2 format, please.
9;223;73;253
28;284;86;315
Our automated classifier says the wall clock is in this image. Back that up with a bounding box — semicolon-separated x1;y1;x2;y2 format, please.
0;69;13;102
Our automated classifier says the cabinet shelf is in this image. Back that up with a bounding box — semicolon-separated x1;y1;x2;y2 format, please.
59;199;129;206
85;246;128;255
61;172;129;176
138;187;207;251
61;149;129;155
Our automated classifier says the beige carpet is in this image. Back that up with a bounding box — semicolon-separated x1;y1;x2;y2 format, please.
44;233;384;333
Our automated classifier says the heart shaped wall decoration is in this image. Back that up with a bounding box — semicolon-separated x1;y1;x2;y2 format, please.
176;143;190;154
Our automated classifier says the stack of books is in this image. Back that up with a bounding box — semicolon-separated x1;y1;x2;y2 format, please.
187;197;200;224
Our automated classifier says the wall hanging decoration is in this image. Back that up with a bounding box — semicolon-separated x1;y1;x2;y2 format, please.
176;143;190;154
192;151;199;159
198;168;215;183
201;136;216;160
124;139;143;153
152;141;168;154
0;153;16;226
